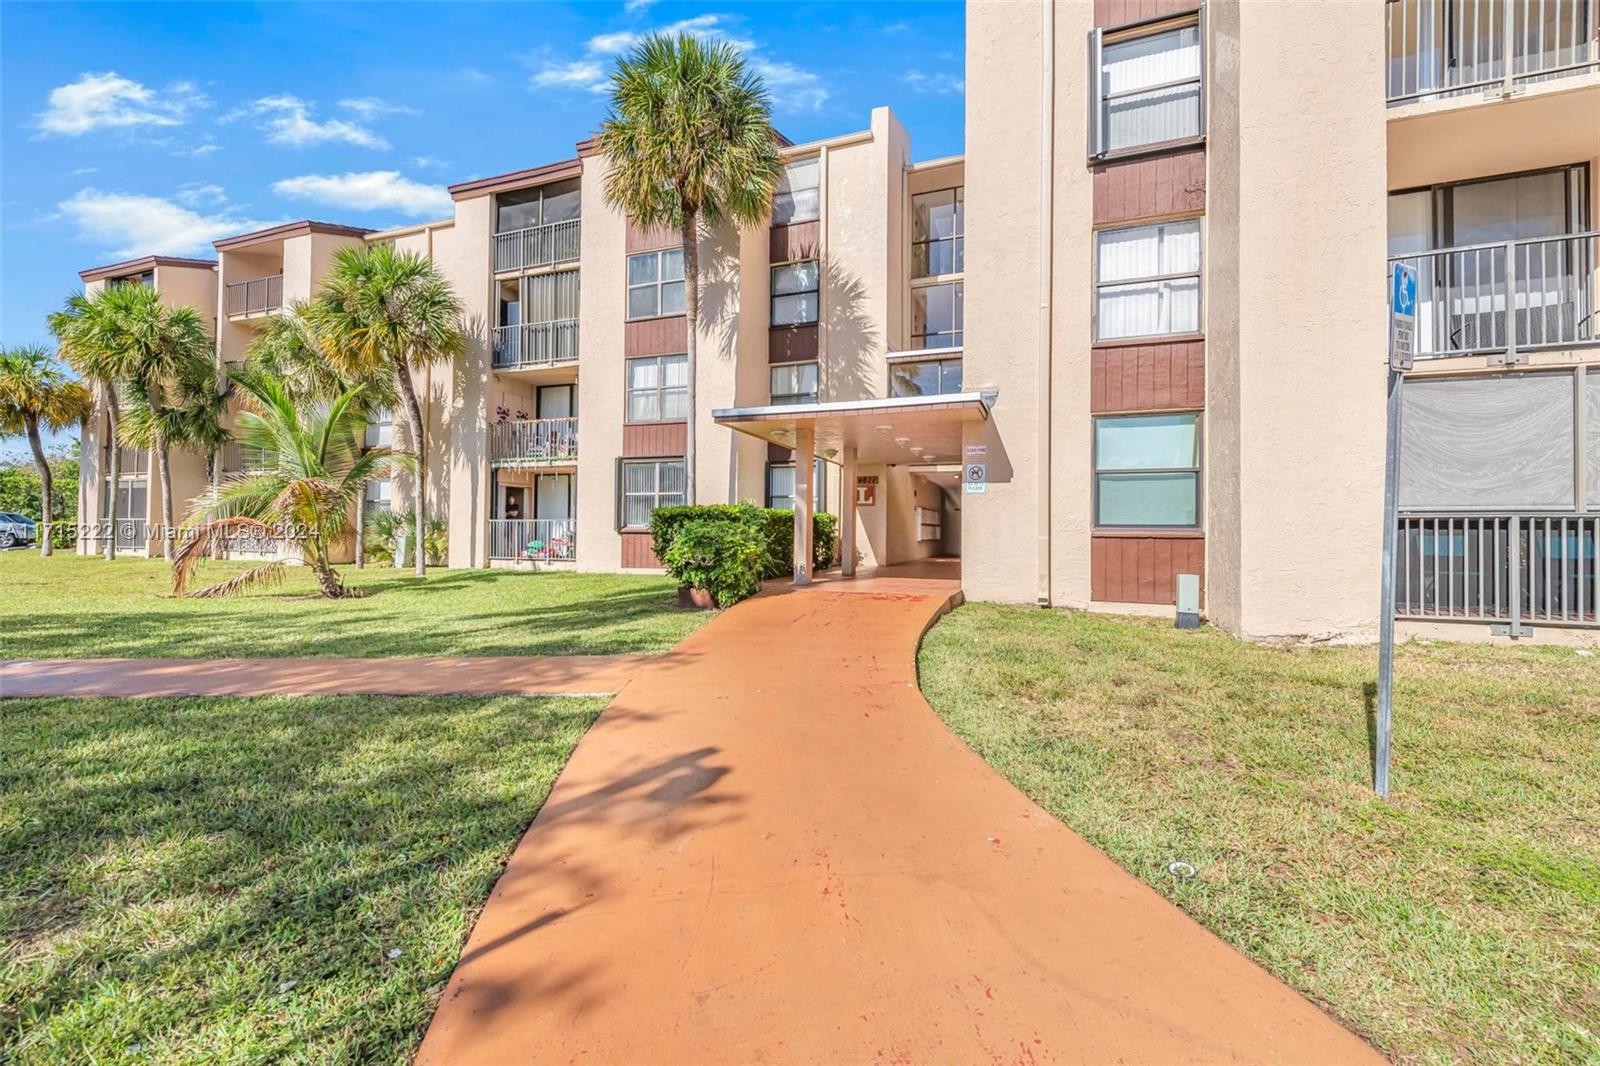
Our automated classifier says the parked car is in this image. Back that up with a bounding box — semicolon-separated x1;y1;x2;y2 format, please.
0;512;37;548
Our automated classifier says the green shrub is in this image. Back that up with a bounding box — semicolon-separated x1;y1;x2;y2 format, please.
651;503;838;581
661;517;766;607
364;507;448;565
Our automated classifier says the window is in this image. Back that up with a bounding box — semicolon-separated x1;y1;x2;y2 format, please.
889;358;963;398
522;269;580;323
912;188;964;277
620;459;686;529
773;157;820;225
1090;20;1203;157
911;281;963;348
771;261;819;326
496;178;581;233
1095;219;1201;340
626;354;688;422
363;408;393;449
1094;414;1201;527
766;459;827;511
108;270;153;290
627;248;685;319
364;478;392;516
769;361;819;405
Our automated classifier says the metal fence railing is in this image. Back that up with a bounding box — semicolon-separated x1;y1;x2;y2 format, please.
226;275;284;316
493;220;581;273
492;319;579;369
221;442;274;474
1386;0;1600;103
488;518;576;561
1387;232;1598;361
1396;513;1599;629
488;417;578;466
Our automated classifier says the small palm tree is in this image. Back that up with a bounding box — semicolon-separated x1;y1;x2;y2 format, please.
597;32;783;505
0;345;92;557
49;289;135;560
174;372;415;599
305;245;464;576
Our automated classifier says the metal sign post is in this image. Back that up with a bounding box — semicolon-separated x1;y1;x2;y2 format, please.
1376;261;1417;798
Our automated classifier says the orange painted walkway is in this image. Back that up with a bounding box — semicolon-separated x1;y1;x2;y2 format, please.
418;561;1381;1065
0;655;648;698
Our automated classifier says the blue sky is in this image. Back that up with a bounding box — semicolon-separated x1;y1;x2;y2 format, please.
0;0;966;371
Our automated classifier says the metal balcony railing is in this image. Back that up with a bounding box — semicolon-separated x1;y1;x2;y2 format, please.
488;417;578;467
492;319;579;369
226;275;284;317
1386;0;1600;103
489;518;576;561
494;219;581;273
1396;513;1599;629
1387;232;1598;361
221;442;273;474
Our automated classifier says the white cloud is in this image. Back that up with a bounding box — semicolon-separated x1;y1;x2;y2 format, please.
623;0;655;13
338;96;418;119
176;182;228;207
531;60;608;92
753;59;828;113
412;155;449;170
36;72;209;136
58;188;276;257
230;94;389;149
902;70;965;96
273;171;450;217
587;14;753;55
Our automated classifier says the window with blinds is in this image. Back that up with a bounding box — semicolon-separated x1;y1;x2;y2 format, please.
521;269;579;324
1090;16;1204;158
1095;219;1201;340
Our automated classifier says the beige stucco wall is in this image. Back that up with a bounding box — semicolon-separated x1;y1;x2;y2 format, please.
575;156;626;572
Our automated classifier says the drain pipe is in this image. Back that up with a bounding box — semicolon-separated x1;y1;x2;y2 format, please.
1036;0;1055;608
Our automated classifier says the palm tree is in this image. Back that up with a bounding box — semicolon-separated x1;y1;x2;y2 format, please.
305;245;464;576
49;290;134;560
0;345;92;557
174;372;415;599
596;32;782;505
120;343;230;489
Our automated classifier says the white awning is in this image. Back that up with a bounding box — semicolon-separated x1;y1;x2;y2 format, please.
712;393;990;465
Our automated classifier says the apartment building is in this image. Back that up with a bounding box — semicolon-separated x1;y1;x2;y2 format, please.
74;0;1599;641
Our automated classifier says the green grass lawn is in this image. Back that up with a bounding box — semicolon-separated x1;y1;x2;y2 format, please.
1;553;705;659
919;605;1599;1066
1;694;606;1064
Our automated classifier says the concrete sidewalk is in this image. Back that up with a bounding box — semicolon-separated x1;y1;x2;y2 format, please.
417;562;1381;1064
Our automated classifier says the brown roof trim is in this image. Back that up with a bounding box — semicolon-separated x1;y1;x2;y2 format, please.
575;136;600;158
449;158;583;201
79;255;217;283
213;220;373;251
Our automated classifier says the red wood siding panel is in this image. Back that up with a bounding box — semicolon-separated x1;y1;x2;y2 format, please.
1092;147;1205;226
1091;534;1205;605
1090;340;1205;412
769;324;818;363
1094;0;1198;29
770;221;820;263
625;316;688;357
626;222;679;253
622;421;686;458
620;532;662;568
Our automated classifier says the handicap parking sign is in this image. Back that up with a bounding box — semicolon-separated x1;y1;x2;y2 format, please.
1389;261;1417;371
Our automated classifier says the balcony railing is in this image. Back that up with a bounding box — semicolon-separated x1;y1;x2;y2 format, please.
489;417;578;466
221;442;273;475
494;219;581;273
226;275;284;317
1396;513;1599;629
1387;232;1598;361
493;319;579;369
489;518;576;561
1386;0;1600;104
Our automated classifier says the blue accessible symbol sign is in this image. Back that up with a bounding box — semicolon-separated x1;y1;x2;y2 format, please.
1389;261;1417;371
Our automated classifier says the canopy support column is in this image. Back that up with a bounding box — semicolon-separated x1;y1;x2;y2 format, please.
793;425;815;586
841;445;858;577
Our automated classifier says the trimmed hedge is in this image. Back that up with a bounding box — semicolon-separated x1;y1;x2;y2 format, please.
651;503;839;582
660;517;766;607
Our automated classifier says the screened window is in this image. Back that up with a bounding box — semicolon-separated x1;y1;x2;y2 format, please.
912;281;963;348
620;459;686;529
1095;219;1201;340
913;187;964;277
772;261;819;326
627;248;685;319
108;270;154;290
773;157;821;225
769;361;819;405
1094;413;1201;528
889;358;964;398
363;478;392;515
1091;21;1203;157
496;177;581;233
766;459;827;511
363;408;393;449
626;354;688;422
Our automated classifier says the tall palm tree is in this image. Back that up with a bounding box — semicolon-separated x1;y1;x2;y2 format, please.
0;345;92;557
596;32;782;505
49;290;134;560
120;343;230;489
174;372;414;599
305;245;464;576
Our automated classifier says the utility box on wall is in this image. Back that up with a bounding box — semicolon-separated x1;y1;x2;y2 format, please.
1175;573;1201;629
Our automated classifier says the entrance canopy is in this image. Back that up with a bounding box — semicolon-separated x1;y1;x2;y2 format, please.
711;392;990;466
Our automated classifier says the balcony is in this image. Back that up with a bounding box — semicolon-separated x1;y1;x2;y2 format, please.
489;518;576;561
1386;0;1600;104
226;275;283;317
493;319;579;369
221;442;273;475
489;417;578;467
494;219;581;274
1388;232;1598;361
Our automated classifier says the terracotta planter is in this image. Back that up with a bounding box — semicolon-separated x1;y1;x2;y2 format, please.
677;586;717;610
